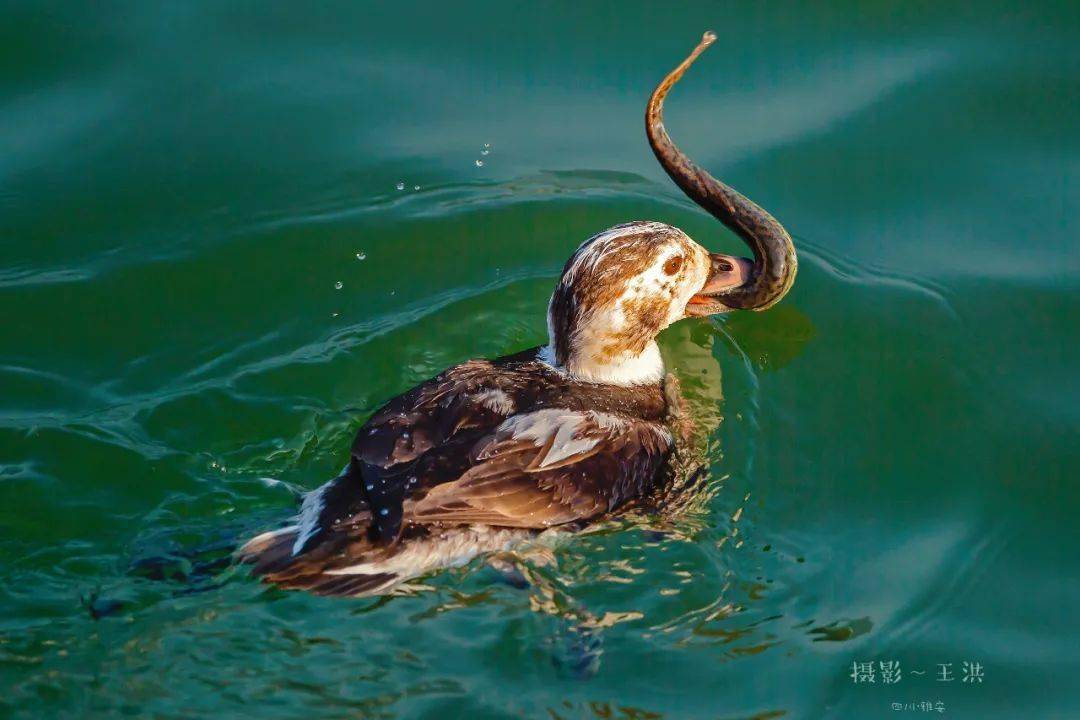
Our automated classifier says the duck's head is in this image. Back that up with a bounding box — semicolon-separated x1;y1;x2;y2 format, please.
543;31;797;386
545;221;775;384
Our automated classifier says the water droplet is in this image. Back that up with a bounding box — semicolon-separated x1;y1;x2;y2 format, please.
355;252;366;260
474;159;484;167
395;181;405;191
334;281;343;290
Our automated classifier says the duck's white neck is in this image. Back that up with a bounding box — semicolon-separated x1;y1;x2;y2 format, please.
538;341;665;386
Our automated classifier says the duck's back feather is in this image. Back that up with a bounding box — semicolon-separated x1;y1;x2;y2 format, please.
410;408;671;527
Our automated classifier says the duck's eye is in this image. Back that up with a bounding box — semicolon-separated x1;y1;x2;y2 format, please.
663;256;684;275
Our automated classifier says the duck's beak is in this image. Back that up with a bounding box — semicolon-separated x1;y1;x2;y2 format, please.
685;253;754;317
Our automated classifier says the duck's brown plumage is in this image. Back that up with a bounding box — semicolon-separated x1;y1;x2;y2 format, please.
239;347;673;595
353;347;669;542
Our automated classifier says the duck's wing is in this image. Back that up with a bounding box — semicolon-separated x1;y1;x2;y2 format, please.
408;409;673;528
291;360;529;554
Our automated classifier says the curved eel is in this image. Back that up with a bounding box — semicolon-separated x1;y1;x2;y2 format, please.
647;31;797;311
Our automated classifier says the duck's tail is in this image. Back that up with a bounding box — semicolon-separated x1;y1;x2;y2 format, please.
236;524;400;596
237;522;531;597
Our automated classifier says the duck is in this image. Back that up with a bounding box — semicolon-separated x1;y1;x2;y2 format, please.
238;31;797;596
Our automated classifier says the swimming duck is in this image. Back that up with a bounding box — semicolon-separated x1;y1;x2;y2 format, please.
239;32;797;596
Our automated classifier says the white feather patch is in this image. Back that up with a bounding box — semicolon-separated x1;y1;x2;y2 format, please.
497;409;628;469
475;388;515;414
536;345;560;369
237;524;299;558
562;342;665;386
291;484;327;556
324;525;525;576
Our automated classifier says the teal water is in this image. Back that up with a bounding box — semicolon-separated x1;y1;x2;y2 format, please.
1;3;1077;718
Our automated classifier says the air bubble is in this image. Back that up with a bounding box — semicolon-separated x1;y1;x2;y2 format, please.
474;159;484;167
334;281;343;290
395;182;405;191
355;252;366;260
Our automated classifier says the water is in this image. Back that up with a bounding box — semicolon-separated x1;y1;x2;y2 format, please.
1;3;1076;718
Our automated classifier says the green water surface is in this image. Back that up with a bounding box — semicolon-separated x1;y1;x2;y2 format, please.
1;2;1077;719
